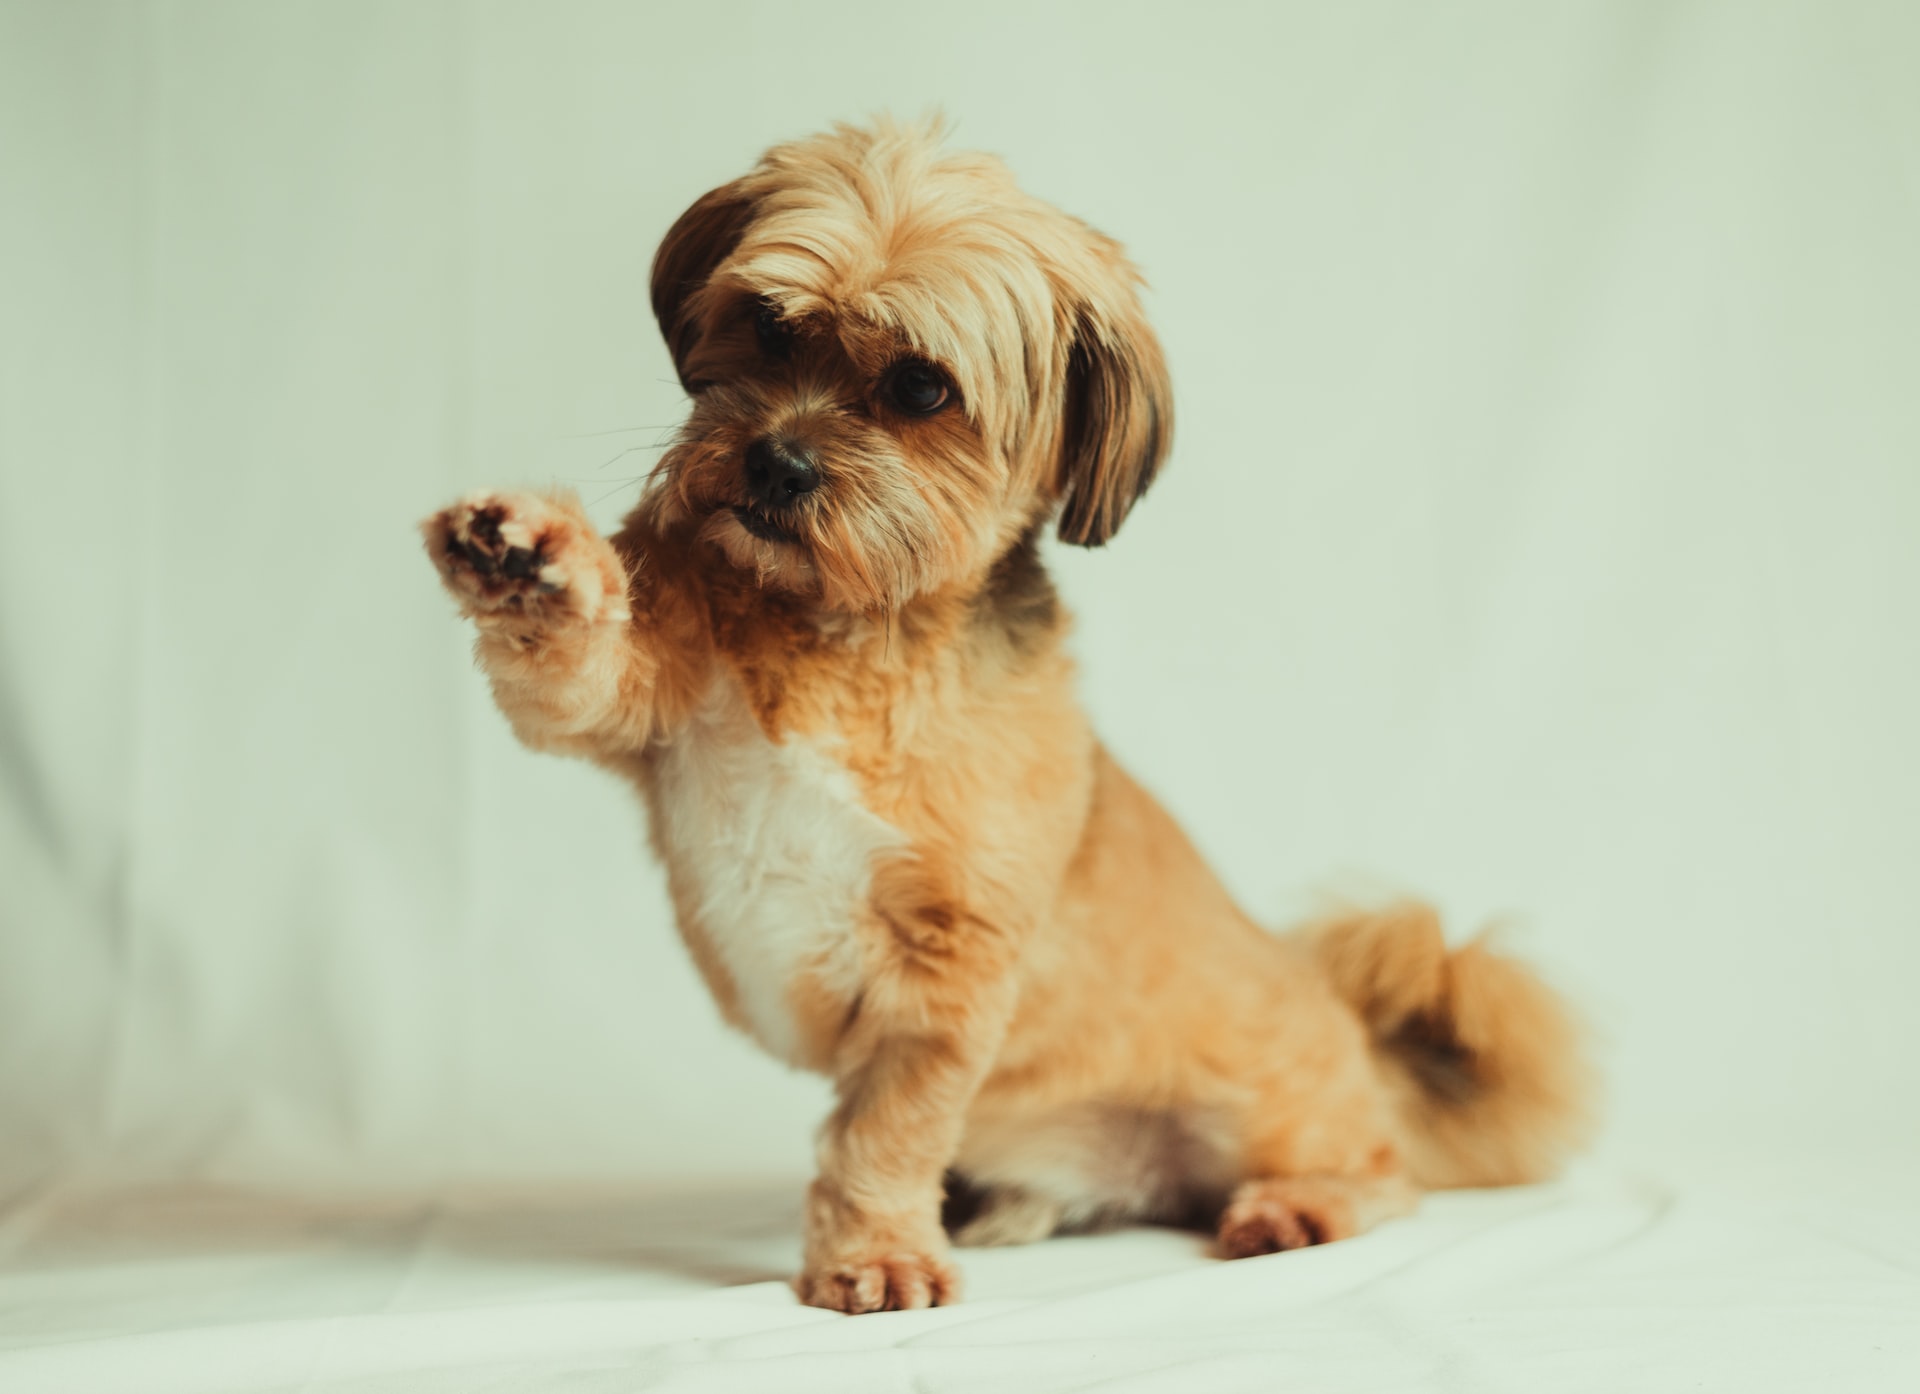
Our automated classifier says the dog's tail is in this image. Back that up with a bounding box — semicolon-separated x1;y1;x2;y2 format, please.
1309;902;1595;1189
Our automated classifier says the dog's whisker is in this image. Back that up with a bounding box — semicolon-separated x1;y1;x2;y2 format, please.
565;422;676;439
585;478;646;508
595;443;670;473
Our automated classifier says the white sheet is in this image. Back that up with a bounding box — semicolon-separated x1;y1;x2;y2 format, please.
3;1157;1914;1393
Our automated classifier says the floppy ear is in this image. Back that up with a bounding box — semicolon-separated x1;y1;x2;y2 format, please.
1055;303;1174;547
649;180;756;391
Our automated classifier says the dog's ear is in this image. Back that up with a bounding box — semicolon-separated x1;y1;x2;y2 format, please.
1055;299;1173;548
650;180;756;391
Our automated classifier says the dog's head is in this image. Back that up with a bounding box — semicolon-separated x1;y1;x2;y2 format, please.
644;117;1172;612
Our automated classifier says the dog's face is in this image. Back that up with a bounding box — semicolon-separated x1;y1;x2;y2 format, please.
643;120;1173;612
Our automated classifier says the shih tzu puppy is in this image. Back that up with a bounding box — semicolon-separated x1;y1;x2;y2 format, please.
422;117;1591;1315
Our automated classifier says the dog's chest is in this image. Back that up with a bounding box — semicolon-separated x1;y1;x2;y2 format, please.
649;675;903;1063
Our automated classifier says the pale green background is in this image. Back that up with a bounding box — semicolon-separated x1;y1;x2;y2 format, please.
3;0;1916;1200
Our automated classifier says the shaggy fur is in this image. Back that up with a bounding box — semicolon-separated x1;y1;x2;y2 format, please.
423;117;1594;1315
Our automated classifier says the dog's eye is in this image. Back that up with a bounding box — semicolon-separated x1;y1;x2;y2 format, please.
885;362;952;417
753;299;791;358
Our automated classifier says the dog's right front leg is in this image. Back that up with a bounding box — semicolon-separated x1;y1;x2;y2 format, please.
797;898;1023;1315
422;489;656;758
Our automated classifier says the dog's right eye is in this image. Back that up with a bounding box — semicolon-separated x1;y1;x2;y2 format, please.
753;299;791;359
883;361;953;417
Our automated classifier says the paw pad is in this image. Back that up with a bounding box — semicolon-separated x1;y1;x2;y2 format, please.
445;504;564;593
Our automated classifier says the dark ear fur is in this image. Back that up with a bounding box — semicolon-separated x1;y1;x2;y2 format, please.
649;180;755;391
1056;308;1174;547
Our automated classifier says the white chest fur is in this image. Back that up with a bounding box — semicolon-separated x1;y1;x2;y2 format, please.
649;675;904;1063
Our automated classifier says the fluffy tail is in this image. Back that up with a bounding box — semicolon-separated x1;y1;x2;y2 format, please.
1309;902;1596;1189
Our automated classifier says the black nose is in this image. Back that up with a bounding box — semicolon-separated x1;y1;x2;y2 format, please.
744;438;820;507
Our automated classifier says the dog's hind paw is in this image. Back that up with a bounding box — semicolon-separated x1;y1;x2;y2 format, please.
1216;1172;1417;1259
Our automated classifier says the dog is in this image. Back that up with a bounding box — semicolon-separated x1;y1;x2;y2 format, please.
422;117;1592;1315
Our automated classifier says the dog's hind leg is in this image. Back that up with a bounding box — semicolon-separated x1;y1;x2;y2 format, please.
950;1185;1066;1248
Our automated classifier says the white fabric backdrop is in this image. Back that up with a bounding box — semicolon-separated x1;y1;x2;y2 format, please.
4;0;1918;1204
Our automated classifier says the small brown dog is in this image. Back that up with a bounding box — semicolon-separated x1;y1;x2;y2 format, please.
423;117;1591;1314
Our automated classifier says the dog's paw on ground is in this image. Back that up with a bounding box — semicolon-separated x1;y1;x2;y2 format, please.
796;1250;960;1314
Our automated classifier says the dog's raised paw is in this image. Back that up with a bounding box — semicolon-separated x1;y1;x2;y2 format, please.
796;1250;959;1314
422;491;629;627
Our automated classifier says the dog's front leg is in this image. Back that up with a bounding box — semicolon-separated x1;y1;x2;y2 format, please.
422;489;656;757
797;915;1019;1314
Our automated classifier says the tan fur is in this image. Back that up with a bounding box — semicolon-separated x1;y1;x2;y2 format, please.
422;117;1594;1314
